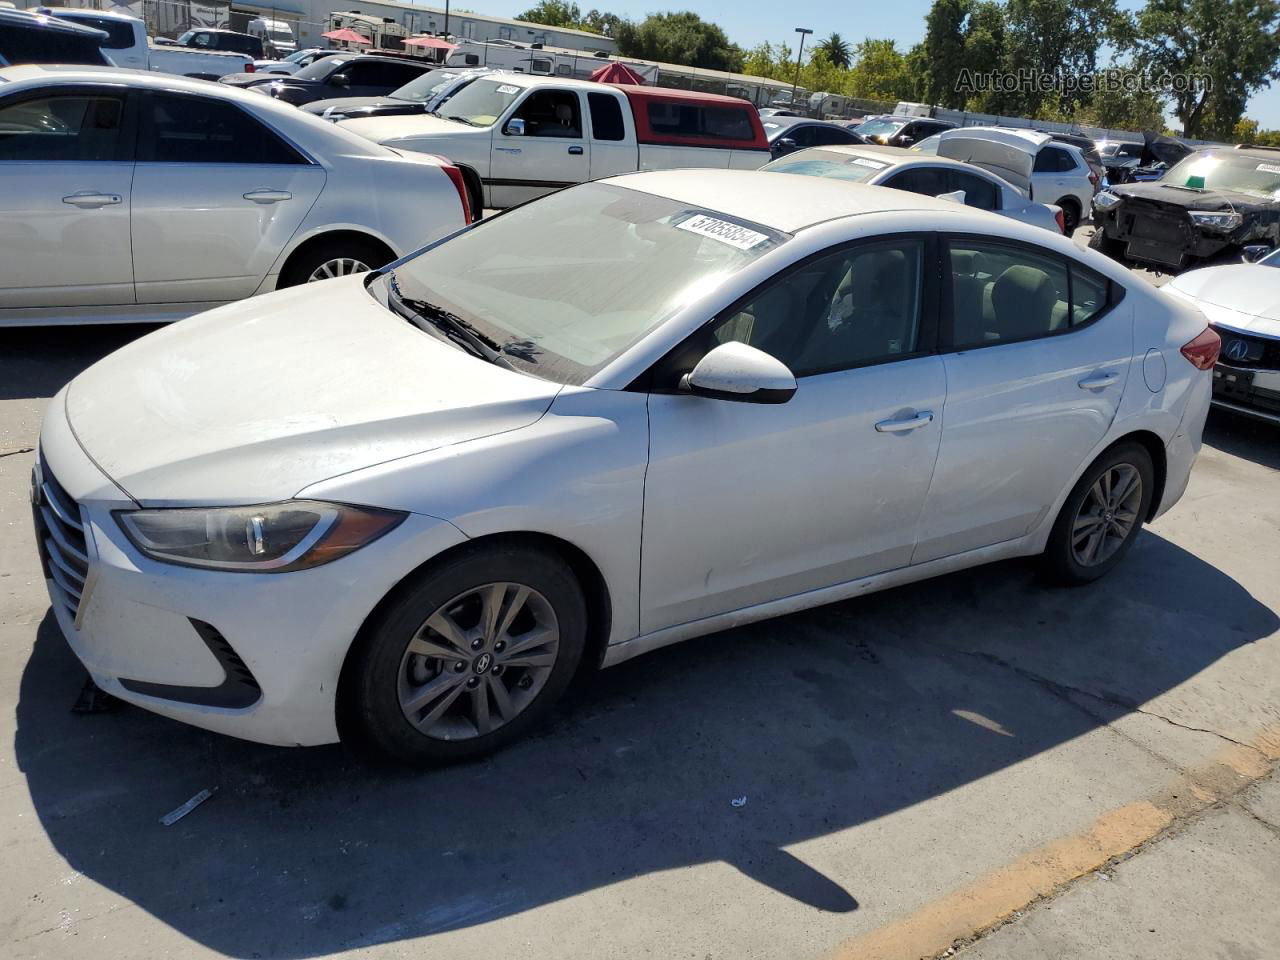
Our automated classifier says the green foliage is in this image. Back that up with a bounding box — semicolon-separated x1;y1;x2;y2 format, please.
923;0;970;109
1132;0;1280;139
613;12;744;72
515;1;583;27
815;32;853;69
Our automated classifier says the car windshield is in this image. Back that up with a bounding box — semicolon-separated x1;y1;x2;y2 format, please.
764;149;888;183
434;77;520;126
284;49;310;62
855;117;907;138
387;182;788;385
1163;151;1280;199
294;56;351;81
390;69;455;102
1258;247;1280;267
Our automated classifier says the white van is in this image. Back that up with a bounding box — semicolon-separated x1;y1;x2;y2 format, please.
247;17;295;56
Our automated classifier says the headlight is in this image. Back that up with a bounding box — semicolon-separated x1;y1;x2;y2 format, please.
1188;210;1242;231
1093;191;1122;210
115;500;405;573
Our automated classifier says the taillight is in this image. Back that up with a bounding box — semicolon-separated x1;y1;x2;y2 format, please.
1054;208;1066;234
1180;326;1221;370
427;155;472;224
1088;170;1099;189
245;63;256;73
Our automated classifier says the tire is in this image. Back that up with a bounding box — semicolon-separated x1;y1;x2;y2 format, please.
1058;198;1081;237
1088;227;1125;261
1040;442;1154;586
278;236;391;288
344;544;587;764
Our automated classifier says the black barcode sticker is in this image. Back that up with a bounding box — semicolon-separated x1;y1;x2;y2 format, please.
675;214;770;250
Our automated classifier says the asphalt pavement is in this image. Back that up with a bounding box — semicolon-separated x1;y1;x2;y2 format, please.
0;262;1277;960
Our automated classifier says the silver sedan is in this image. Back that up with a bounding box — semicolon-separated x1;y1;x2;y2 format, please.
0;65;471;327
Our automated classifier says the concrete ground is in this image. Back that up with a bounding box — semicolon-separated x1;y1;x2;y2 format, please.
2;285;1278;960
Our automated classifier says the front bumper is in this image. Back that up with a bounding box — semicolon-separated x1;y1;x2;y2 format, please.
34;390;468;747
1093;203;1255;268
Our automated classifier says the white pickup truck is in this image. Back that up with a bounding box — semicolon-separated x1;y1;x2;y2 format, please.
338;74;771;211
42;8;254;79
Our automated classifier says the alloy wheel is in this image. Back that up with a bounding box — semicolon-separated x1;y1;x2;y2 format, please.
1071;463;1142;567
397;582;560;740
307;257;371;282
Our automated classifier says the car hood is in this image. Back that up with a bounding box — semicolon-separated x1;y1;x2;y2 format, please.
935;131;1035;194
1166;264;1280;330
65;278;561;506
336;112;477;144
303;95;400;115
1111;181;1275;213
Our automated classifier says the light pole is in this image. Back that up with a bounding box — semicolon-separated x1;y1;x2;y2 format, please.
791;27;812;107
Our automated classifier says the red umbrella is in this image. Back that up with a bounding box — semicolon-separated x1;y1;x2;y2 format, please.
590;62;646;85
322;28;371;44
404;36;455;51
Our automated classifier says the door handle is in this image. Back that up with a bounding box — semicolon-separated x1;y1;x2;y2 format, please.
568;145;583;155
875;411;934;433
62;192;121;208
243;189;292;203
1078;372;1118;390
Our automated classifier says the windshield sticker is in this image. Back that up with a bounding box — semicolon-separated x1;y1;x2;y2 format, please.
674;214;771;250
849;156;888;169
1257;162;1280;174
495;84;520;95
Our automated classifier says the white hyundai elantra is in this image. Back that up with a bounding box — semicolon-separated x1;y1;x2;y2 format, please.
34;171;1218;763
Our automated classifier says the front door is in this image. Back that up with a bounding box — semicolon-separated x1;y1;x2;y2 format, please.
641;236;946;633
912;236;1133;563
489;88;589;207
0;86;135;314
130;91;325;305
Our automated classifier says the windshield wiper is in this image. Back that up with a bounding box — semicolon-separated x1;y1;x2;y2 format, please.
444;114;480;126
387;274;513;368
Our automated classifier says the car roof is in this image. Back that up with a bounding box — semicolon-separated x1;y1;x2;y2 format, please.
603;168;973;233
36;6;139;20
773;144;1026;192
0;6;109;36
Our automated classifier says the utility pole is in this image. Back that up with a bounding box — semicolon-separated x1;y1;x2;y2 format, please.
444;0;450;37
791;27;812;106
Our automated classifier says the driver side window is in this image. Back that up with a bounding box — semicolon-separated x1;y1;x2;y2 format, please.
510;90;582;138
711;239;925;377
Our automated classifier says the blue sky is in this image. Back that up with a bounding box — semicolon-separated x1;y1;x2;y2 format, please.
483;0;1280;128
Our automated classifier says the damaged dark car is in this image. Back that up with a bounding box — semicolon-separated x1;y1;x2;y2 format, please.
1090;146;1280;270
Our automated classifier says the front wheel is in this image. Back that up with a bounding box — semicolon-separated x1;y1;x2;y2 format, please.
1041;442;1154;585
344;544;587;764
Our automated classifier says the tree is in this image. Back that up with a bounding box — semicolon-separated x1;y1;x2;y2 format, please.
922;0;970;108
515;0;582;27
1000;0;1127;116
1081;67;1168;130
615;12;744;73
815;32;852;69
1133;0;1280;139
960;1;1010;112
847;39;916;102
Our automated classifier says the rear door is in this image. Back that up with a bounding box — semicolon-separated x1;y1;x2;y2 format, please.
912;236;1133;563
0;85;135;314
130;90;325;304
489;87;589;207
586;89;635;181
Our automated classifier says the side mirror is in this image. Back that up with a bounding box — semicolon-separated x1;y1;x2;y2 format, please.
775;137;798;155
505;117;525;136
331;73;350;87
1242;244;1271;263
898;135;915;146
935;189;967;205
680;341;797;404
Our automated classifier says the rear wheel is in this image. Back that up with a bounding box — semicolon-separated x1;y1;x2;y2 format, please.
1088;227;1125;261
344;545;586;764
279;237;391;288
1058;198;1081;237
1041;442;1154;585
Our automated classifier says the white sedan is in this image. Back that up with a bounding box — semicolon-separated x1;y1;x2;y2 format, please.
35;171;1216;763
0;65;470;327
1163;248;1280;424
763;144;1066;234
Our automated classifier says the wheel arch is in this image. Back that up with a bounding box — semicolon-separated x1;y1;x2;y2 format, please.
1113;429;1168;521
335;530;614;738
452;163;485;219
276;229;397;288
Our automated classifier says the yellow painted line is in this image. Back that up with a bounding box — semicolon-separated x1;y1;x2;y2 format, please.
827;722;1280;960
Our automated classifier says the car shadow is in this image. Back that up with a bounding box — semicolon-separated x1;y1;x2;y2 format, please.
1204;408;1280;470
0;325;159;403
13;531;1276;957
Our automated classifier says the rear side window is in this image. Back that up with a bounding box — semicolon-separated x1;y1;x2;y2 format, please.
59;15;135;49
140;92;304;164
946;240;1118;349
588;92;624;141
883;166;949;197
951;170;1000;211
1034;147;1076;173
0;26;110;65
647;102;754;141
0;93;125;162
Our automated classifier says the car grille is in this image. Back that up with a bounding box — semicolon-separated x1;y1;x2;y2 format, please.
1212;326;1280;371
33;458;90;621
1122;198;1191;242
